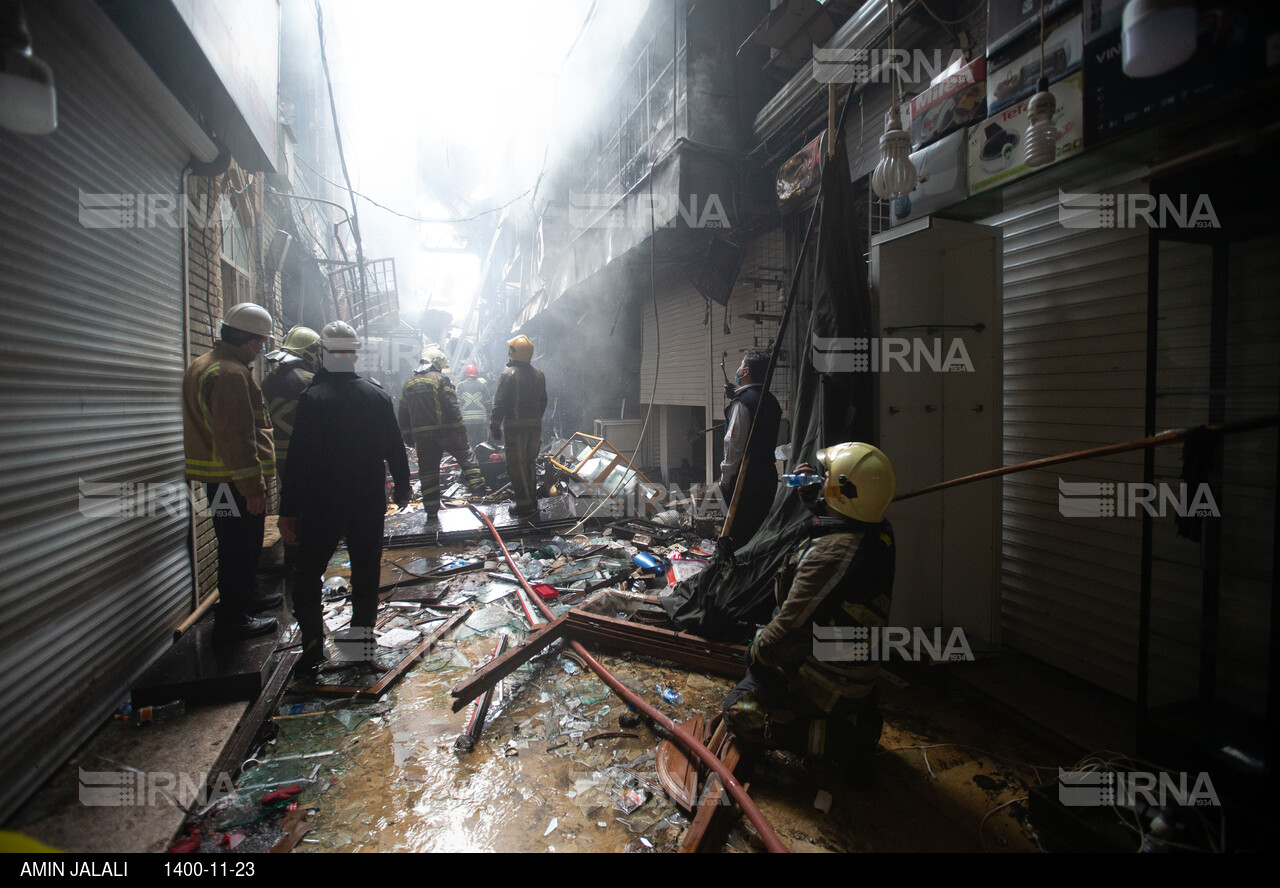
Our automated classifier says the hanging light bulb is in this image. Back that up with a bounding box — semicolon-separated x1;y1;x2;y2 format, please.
0;0;57;136
1022;1;1056;168
1023;77;1058;168
871;0;916;200
871;106;917;199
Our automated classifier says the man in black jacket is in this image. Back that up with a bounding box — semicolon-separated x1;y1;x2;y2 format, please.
721;348;782;546
278;322;411;674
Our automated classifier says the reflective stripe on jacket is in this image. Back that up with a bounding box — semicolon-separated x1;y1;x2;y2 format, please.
262;361;314;470
183;340;275;497
399;370;465;444
456;377;491;423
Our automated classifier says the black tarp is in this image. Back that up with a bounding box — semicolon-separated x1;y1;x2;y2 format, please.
661;134;874;640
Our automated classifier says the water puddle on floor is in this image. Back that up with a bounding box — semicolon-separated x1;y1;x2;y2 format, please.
266;618;733;853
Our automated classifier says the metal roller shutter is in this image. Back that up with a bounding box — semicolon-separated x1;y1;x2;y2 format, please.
640;276;712;408
0;4;192;817
979;167;1152;700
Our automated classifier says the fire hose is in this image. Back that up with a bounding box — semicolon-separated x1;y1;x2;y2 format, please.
465;504;789;853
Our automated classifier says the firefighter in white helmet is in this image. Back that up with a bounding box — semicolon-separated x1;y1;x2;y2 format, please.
182;301;280;641
721;442;897;787
278;321;411;675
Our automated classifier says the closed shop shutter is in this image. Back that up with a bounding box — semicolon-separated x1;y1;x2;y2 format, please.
979;166;1151;700
640;276;711;409
0;4;192;817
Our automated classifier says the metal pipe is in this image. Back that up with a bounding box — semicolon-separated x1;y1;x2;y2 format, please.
465;504;788;853
894;415;1279;502
181;165;201;616
174;588;217;638
456;633;510;751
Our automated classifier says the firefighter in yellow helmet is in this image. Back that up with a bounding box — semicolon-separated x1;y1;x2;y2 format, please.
490;334;547;520
721;442;897;787
261;326;321;593
399;346;489;520
263;327;320;481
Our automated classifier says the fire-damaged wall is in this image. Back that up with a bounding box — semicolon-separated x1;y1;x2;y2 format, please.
641;228;793;484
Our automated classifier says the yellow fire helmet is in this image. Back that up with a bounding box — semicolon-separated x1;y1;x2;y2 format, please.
507;334;534;362
420;346;450;373
280;325;320;364
815;442;896;522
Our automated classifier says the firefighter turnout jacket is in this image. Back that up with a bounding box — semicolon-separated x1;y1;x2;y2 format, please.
261;357;314;477
456;375;491;426
749;516;896;712
399;369;466;445
183;340;275;498
490;360;547;438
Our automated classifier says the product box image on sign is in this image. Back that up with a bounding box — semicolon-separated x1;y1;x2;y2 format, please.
891;129;969;226
1082;0;1278;146
988;10;1083;115
968;71;1084;195
908;56;987;150
988;0;1078;56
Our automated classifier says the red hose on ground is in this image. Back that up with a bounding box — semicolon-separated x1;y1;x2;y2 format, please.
464;504;788;854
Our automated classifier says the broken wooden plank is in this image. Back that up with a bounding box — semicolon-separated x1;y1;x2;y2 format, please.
562;610;748;678
294;607;471;699
681;722;748;853
207;649;300;796
449;613;570;712
657;716;705;812
270;807;312;853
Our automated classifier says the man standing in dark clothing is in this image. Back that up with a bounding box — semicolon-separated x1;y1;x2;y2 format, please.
721;347;782;546
399;347;489;520
490;334;547;521
278;322;411;674
722;442;897;787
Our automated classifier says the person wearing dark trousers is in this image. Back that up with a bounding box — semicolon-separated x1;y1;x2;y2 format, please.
456;363;492;450
490;334;547;521
278;322;411;676
399;347;489;520
262;325;319;593
721;347;782;547
183;301;280;641
722;443;897;787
